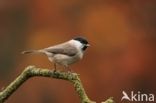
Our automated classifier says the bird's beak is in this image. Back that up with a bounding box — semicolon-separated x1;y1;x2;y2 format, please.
86;44;90;47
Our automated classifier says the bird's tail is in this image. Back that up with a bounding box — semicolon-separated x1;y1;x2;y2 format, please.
21;50;44;54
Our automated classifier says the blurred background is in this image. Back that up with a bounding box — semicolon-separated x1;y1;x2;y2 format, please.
0;0;156;103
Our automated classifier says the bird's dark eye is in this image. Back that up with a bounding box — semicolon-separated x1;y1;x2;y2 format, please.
82;45;88;51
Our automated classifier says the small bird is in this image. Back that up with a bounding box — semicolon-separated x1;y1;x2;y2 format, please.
22;37;90;71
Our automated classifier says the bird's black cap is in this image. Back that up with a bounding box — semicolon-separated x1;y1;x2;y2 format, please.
73;36;88;45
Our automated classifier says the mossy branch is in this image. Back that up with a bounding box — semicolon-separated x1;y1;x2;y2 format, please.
0;66;115;103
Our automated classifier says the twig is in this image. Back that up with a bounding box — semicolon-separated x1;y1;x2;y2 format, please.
102;97;115;103
0;66;115;103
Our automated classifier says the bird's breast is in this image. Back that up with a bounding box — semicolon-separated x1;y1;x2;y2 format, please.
52;52;83;66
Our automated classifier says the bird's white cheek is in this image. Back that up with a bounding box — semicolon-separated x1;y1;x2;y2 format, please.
78;52;84;59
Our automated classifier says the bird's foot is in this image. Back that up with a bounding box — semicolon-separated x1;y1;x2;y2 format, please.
67;70;72;74
53;68;57;73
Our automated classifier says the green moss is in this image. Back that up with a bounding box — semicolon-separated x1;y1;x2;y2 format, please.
0;65;114;103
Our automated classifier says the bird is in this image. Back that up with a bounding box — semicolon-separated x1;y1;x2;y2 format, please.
22;37;90;72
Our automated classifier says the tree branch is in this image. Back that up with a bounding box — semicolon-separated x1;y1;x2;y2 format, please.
0;66;115;103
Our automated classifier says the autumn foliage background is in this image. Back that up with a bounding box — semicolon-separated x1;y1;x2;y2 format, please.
0;1;156;103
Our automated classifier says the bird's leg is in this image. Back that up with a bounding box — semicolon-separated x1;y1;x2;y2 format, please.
64;66;73;73
54;63;57;72
68;68;72;73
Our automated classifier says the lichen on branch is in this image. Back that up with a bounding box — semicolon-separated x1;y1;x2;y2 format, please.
0;66;115;103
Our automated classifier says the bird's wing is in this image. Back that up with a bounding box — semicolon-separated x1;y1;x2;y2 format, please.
44;43;77;56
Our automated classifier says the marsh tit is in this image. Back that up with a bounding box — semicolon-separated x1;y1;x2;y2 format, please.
22;37;90;71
